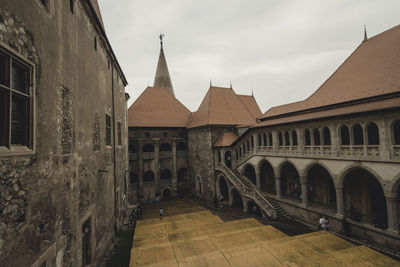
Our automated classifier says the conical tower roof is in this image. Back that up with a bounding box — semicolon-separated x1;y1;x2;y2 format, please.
153;34;174;96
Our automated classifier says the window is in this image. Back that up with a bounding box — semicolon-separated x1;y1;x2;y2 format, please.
94;37;97;51
70;0;74;13
367;123;379;145
353;124;363;145
269;133;273;146
251;136;254;148
82;218;91;265
263;133;267;146
40;0;49;10
278;132;283;146
340;126;350;145
160;143;171;151
323;127;331;145
142;143;154;152
285;131;290;146
105;114;111;146
0;49;32;149
163;131;168;138
393;120;400;145
313;129;321;146
176;142;187;151
258;134;262;146
305;129;311;146
117;122;122;146
145;132;150;138
292;131;298;146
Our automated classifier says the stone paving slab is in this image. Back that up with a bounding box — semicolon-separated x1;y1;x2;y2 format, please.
131;243;176;266
172;236;219;261
223;245;282;267
177;251;231;267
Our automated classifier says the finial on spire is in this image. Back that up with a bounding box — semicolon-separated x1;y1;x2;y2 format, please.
363;25;368;42
210;79;212;87
229;81;232;89
159;33;165;50
252;89;254;97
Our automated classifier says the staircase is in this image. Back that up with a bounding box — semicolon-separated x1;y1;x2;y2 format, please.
215;162;289;220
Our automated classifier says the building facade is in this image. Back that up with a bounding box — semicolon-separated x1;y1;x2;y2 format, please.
0;0;129;266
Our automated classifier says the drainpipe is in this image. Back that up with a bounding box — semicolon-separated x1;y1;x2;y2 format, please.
111;62;117;226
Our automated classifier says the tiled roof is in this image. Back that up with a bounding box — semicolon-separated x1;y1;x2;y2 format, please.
260;25;400;120
214;132;239;147
237;95;262;119
154;49;174;96
187;87;260;128
128;87;191;127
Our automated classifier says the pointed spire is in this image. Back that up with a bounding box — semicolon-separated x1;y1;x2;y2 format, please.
251;89;254;97
363;25;368;42
154;33;175;96
229;81;232;89
210;79;212;87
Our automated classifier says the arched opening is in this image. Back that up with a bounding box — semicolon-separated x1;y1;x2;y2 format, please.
305;129;311;146
247;140;250;151
244;164;257;185
247;201;262;217
130;172;137;184
278;132;283;146
218;176;229;201
143;143;154;152
224;151;232;168
160;143;171;151
367;123;379;145
343;168;387;229
162;188;171;200
258;134;262;146
217;151;221;163
260;160;275;194
340;126;350;145
393;120;400;145
143;171;155;182
177;168;187;182
313;129;321;145
239;147;242;157
323;127;331;145
263;133;267;146
307;165;336;208
269;133;273;146
353;124;364;145
251;136;254;148
196;176;202;196
160;169;171;180
129;143;137;153
231;188;244;209
285;131;290;146
176;142;187;151
235;150;238;160
292;131;298;146
280;162;301;201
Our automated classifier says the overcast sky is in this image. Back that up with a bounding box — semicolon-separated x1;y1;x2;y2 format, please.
99;0;399;113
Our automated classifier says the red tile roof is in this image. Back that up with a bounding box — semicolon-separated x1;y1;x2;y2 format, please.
237;95;262;119
128;87;191;127
260;25;400;120
188;87;260;128
214;132;239;147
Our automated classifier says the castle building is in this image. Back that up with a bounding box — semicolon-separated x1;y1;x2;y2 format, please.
129;26;400;249
0;1;129;266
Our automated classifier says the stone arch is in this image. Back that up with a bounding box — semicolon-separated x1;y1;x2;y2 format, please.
352;123;364;145
366;122;380;145
142;143;154;152
243;164;257;185
342;167;387;229
160;143;171;151
292;130;298;146
162;187;171;200
340;125;350;145
258;159;276;194
305;164;336;207
229;187;244;208
144;171;155;182
304;129;311;146
279;161;301;200
391;119;400;145
390;173;400;196
217;175;230;201
338;164;385;190
313;128;321;146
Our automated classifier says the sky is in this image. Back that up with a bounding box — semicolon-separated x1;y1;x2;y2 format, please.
98;0;399;114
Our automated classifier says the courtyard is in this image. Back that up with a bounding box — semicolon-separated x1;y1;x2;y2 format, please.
129;199;398;266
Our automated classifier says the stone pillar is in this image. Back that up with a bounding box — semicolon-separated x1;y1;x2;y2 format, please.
330;124;339;156
243;200;249;213
172;140;177;194
154;141;160;194
386;196;398;232
253;133;258;153
300;177;308;207
256;171;261;190
335;187;344;216
138;141;144;198
380;119;391;159
275;177;281;198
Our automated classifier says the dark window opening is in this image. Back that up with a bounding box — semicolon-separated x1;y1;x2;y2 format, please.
177;168;187;182
367;123;380;145
284;131;290;146
341;126;350;145
117;122;122;146
278;132;283;146
263;133;267;146
145;132;150;138
163;131;168;138
292;131;298;146
70;0;74;13
218;151;221;162
393;120;400;145
129;143;137;153
130;172;137;184
258;134;262;146
323;127;331;145
40;0;49;10
142;143;154;152
269;133;273;146
160;142;171;151
144;171;155;182
353;124;364;145
94;37;97;51
160;169;171;180
313;129;321;146
251;136;254;148
176;142;187;151
105;114;111;146
82;218;91;266
305;129;311;146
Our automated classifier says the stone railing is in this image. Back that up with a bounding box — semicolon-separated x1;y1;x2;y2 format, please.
176;151;188;157
394;145;400;157
159;151;172;158
215;162;276;218
142;152;154;159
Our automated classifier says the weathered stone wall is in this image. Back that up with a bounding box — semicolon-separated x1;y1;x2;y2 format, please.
0;1;128;266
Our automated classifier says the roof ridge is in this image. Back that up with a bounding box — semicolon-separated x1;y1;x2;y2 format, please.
366;24;400;42
237;93;256;120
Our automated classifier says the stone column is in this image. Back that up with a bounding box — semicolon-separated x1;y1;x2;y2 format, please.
335;187;344;216
172;140;177;194
253;133;258;153
138;141;144;198
300;177;308;207
256;171;261;190
380;119;391;159
386;196;398;233
275;177;281;198
154;141;160;194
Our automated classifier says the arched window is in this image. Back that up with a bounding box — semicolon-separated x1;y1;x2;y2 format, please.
313;129;321;145
218;151;221;162
247;140;250;151
393;120;400;145
258;134;262;146
251;136;254;148
263;133;267;146
278;132;283;146
160;169;171;180
367;123;379;145
340;126;350;145
353;124;364;145
129;143;137;153
176;142;187;151
292;131;298;146
269;133;273;146
323;127;331;145
142;143;154;152
235;149;238;160
143;171;155;182
160;143;171;151
285;131;290;146
305;129;311;146
239;147;242;157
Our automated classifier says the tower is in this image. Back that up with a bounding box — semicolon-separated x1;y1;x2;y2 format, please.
153;34;175;96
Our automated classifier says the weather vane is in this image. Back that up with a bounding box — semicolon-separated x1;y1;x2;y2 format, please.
159;33;165;49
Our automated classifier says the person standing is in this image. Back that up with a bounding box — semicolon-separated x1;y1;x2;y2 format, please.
160;207;164;219
319;216;326;230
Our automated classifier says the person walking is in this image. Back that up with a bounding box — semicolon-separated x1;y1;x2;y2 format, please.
159;207;164;219
324;217;330;231
319;216;326;230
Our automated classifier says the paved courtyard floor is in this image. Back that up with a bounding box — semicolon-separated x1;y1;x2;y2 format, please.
130;199;398;266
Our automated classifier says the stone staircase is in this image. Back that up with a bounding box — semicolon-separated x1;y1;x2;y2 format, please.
215;162;289;220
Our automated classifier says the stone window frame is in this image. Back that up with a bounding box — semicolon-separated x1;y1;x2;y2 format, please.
78;205;96;267
0;43;36;157
105;113;112;147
